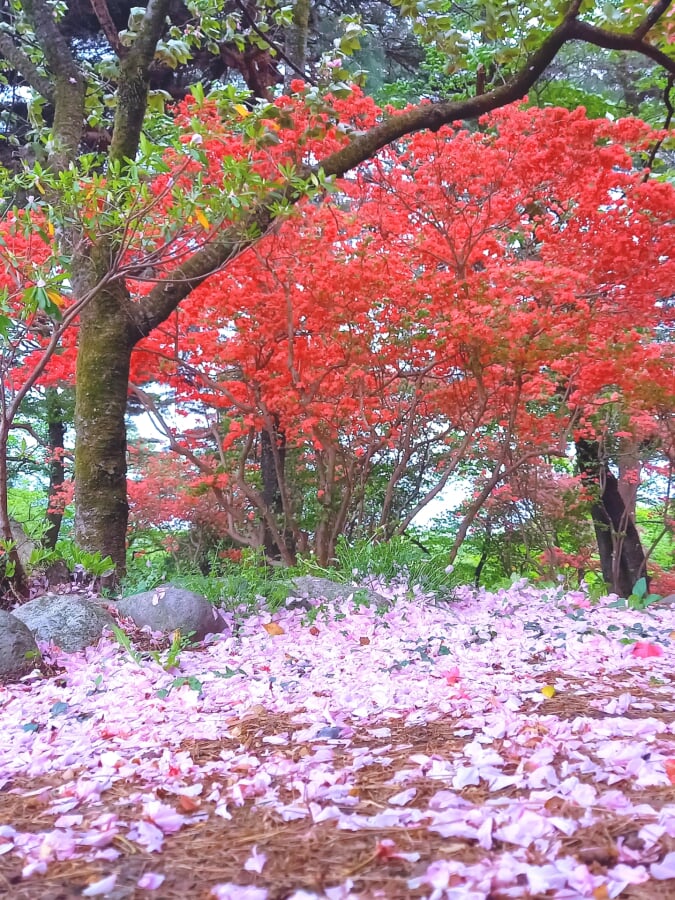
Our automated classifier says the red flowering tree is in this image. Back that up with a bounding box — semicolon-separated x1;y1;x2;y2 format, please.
127;103;675;581
0;0;671;580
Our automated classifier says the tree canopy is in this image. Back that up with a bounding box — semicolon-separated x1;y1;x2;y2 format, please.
0;0;674;593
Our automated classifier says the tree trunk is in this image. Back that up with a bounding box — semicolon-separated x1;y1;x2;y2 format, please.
43;388;66;550
284;0;310;88
260;417;297;564
74;287;133;576
0;423;28;601
260;421;284;560
617;437;640;523
474;527;492;588
576;439;648;597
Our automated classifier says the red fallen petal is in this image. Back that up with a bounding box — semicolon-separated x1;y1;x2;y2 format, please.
443;667;461;684
631;641;664;658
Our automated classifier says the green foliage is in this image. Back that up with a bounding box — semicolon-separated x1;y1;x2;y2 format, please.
111;620;197;675
324;534;455;596
122;542;294;610
582;571;612;603
53;541;115;577
7;489;50;536
156;675;203;699
149;629;197;671
626;576;662;610
110;623;143;666
0;540;16;578
528;80;619;119
122;548;173;596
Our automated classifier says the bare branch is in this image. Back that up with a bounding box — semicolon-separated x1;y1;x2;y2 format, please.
569;17;675;74
633;0;673;41
0;30;54;101
89;0;127;58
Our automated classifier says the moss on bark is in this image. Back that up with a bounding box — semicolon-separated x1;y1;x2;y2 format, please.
74;284;133;575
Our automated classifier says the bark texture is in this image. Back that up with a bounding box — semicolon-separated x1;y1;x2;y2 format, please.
43;389;67;550
260;420;292;561
576;439;648;597
284;0;310;88
74;283;133;572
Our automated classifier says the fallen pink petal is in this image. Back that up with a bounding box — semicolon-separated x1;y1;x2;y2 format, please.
137;871;166;889
81;873;118;895
3;581;675;897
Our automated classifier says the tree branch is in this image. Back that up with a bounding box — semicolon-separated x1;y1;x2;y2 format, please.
633;0;672;41
131;0;675;338
0;30;54;101
21;0;85;163
109;0;172;164
569;17;675;74
89;0;127;58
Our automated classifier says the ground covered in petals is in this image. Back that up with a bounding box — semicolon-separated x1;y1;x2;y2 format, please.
3;581;675;899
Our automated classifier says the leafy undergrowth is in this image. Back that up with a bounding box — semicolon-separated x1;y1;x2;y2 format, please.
3;581;675;899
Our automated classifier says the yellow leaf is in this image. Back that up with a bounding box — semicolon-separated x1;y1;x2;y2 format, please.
233;103;250;118
47;222;54;236
195;209;210;230
263;622;285;636
46;289;64;307
593;886;609;900
541;685;556;699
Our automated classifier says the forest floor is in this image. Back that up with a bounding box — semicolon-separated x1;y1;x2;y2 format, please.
3;580;675;900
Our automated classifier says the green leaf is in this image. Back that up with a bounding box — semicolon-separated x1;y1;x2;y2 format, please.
632;577;648;599
191;82;205;105
215;666;246;679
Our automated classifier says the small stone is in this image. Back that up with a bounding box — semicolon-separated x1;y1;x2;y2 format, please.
316;726;343;740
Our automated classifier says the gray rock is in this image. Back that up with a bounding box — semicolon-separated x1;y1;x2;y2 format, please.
13;595;115;652
0;610;41;682
10;520;35;569
288;575;389;611
114;584;223;641
651;592;675;608
42;560;71;587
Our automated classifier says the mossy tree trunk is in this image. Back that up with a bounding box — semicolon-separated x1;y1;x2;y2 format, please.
284;0;310;88
70;0;170;577
73;277;133;574
0;421;28;601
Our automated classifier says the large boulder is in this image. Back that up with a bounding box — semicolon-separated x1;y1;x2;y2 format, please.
13;595;115;652
114;584;223;641
0;610;41;682
287;575;389;611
